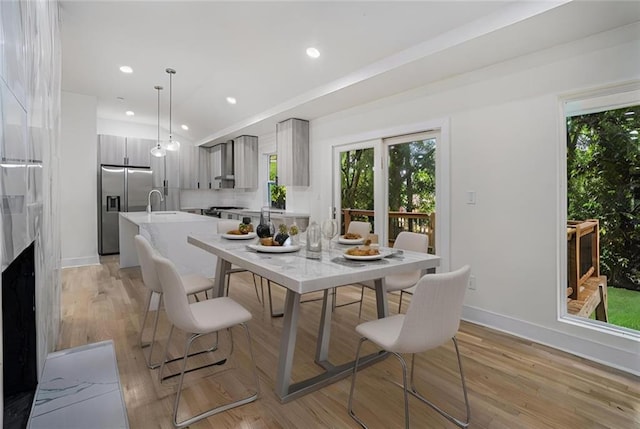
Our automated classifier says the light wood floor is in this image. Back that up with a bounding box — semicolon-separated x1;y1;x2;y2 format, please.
58;256;639;428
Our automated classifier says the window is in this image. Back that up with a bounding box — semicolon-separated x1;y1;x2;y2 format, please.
563;85;640;334
268;154;286;210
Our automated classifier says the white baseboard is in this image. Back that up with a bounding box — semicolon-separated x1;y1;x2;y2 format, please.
61;255;100;268
462;305;639;377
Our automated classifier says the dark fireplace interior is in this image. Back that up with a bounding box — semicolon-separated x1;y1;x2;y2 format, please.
2;241;37;428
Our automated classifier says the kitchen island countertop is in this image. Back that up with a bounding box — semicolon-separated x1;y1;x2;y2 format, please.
120;211;211;225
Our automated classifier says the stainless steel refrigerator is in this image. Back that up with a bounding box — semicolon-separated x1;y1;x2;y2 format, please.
98;165;152;255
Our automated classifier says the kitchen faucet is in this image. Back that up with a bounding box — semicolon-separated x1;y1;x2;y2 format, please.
146;189;164;213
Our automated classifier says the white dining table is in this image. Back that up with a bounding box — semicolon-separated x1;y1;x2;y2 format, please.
187;232;441;402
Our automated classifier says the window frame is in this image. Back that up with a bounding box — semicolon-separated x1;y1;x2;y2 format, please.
557;81;640;340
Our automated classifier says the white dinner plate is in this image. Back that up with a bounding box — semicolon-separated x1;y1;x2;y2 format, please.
343;249;390;261
338;236;365;245
221;232;257;240
247;244;302;253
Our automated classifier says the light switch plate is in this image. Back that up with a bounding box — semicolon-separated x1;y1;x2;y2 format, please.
466;191;476;205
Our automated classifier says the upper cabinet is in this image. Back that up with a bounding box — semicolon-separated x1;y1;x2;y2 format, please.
179;144;199;189
277;118;309;186
98;135;126;165
125;137;153;167
234;135;258;189
98;134;154;167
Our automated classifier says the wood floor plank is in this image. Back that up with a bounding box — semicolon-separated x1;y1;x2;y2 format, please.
57;257;640;428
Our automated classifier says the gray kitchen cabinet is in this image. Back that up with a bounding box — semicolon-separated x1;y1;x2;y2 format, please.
98;134;154;167
276;118;309;186
165;147;180;189
198;147;211;189
150;151;165;188
126;137;153;167
234;135;258;189
98;135;126;165
178;143;198;189
209;145;221;188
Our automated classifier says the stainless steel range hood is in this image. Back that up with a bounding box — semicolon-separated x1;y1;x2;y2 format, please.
213;140;234;186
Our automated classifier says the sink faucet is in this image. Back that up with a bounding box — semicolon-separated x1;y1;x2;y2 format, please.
146;189;164;213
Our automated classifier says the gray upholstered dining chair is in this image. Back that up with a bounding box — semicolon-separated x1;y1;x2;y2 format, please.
134;234;214;369
154;253;260;428
348;265;471;429
358;231;429;317
217;219;264;303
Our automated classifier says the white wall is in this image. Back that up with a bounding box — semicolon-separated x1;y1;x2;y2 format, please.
60;92;99;267
297;24;640;374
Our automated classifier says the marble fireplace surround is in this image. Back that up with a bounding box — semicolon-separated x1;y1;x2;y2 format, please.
1;1;62;426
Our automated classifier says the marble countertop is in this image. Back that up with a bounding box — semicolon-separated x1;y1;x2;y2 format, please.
120;211;215;226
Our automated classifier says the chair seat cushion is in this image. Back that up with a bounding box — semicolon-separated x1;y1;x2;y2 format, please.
356;314;405;350
181;273;214;295
189;297;252;333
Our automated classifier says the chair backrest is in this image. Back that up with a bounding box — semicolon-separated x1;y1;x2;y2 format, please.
134;235;163;293
393;231;428;252
347;221;371;238
152;253;200;332
391;265;471;354
218;219;241;233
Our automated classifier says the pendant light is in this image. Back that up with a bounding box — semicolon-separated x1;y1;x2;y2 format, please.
164;67;180;151
150;85;166;158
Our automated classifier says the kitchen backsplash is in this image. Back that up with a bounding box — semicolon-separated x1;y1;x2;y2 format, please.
180;189;259;209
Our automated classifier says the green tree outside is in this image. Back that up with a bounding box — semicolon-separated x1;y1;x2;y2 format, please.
567;104;640;291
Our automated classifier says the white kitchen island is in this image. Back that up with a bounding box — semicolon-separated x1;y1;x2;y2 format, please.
119;211;222;277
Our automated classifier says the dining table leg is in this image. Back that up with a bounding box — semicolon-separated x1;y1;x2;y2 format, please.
275;289;301;399
315;288;334;364
213;258;232;297
374;277;388;318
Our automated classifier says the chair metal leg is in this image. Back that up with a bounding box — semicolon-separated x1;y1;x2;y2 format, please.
405;337;471;428
140;291;163;369
393;352;411;429
170;326;260;428
347;337;368;428
357;286;366;318
138;289;154;348
349;336;411;429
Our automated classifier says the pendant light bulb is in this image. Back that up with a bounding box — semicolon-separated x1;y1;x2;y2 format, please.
150;85;166;157
165;68;180;151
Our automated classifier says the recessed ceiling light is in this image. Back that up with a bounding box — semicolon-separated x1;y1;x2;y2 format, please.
181;124;189;130
226;97;237;105
125;110;135;116
119;65;133;74
306;47;320;58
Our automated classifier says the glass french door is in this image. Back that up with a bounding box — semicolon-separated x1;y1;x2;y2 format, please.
333;140;381;237
383;131;438;251
333;127;449;271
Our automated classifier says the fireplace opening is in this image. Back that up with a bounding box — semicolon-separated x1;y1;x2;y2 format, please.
2;241;37;428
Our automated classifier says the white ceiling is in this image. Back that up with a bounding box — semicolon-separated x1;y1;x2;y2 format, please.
60;1;640;146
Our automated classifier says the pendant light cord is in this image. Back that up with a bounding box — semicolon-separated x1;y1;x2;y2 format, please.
154;85;163;151
166;68;176;142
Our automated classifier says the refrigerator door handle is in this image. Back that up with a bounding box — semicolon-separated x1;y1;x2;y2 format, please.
106;195;121;212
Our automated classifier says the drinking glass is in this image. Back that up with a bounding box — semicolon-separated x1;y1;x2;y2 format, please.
322;219;339;251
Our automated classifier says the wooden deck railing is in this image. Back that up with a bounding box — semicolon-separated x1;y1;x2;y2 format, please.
341;209;435;252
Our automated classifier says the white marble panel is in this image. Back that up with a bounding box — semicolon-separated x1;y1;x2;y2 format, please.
0;0;27;108
28;341;128;429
